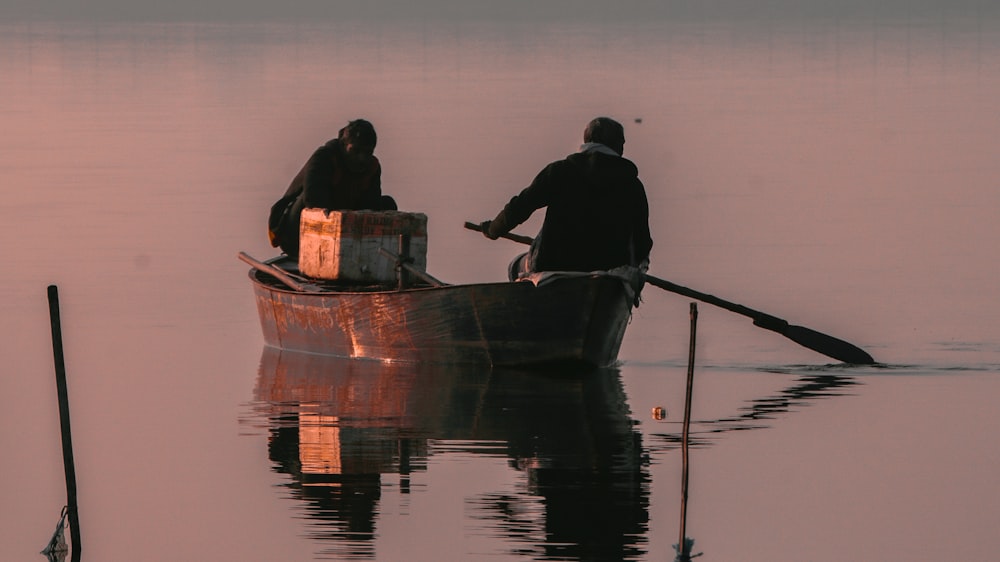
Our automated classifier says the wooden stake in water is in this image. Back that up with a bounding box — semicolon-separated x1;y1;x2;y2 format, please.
676;302;698;562
47;285;82;561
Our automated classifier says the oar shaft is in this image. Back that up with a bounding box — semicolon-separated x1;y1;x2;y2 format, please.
464;221;534;245
641;275;788;331
378;247;447;287
238;252;321;292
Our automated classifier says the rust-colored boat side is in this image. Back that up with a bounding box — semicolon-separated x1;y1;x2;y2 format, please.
249;269;633;367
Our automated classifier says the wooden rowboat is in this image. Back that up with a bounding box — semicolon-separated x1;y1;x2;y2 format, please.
242;253;640;367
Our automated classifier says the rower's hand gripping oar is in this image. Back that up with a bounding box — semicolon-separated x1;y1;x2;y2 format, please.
464;221;875;364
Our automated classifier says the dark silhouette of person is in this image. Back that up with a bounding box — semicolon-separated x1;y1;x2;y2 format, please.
480;116;652;280
268;119;397;257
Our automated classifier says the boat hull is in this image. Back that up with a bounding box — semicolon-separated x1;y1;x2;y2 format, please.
249;269;634;367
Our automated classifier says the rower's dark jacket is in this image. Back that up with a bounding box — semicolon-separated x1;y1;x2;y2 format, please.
268;138;382;256
489;149;653;272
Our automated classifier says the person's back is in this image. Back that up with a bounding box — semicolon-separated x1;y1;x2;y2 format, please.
519;148;648;272
481;117;652;278
267;118;396;257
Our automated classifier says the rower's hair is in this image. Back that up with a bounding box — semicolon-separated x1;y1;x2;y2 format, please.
583;117;624;146
339;119;377;150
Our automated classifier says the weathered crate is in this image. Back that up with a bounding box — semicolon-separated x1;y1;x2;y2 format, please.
298;209;428;283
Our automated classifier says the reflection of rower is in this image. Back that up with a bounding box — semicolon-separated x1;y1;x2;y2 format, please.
466;367;649;561
251;347;651;560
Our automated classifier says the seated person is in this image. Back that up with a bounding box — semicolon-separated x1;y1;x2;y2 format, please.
268;118;397;257
480;116;652;280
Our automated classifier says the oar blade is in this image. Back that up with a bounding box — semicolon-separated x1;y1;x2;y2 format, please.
783;324;875;364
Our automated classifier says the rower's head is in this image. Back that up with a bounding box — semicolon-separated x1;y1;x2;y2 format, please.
583;117;625;156
339;119;377;163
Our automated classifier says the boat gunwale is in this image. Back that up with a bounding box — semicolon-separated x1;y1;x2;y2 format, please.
247;266;635;296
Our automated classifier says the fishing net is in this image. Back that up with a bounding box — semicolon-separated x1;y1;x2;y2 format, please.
40;506;69;560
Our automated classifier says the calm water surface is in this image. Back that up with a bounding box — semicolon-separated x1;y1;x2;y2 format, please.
2;11;1000;562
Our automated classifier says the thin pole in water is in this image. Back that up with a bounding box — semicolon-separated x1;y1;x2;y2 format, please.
676;302;698;562
47;285;82;562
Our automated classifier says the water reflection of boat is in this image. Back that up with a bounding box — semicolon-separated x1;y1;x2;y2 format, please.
249;348;861;560
251;347;650;561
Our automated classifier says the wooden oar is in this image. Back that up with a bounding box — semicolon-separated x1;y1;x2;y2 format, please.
463;221;875;364
238;251;325;292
